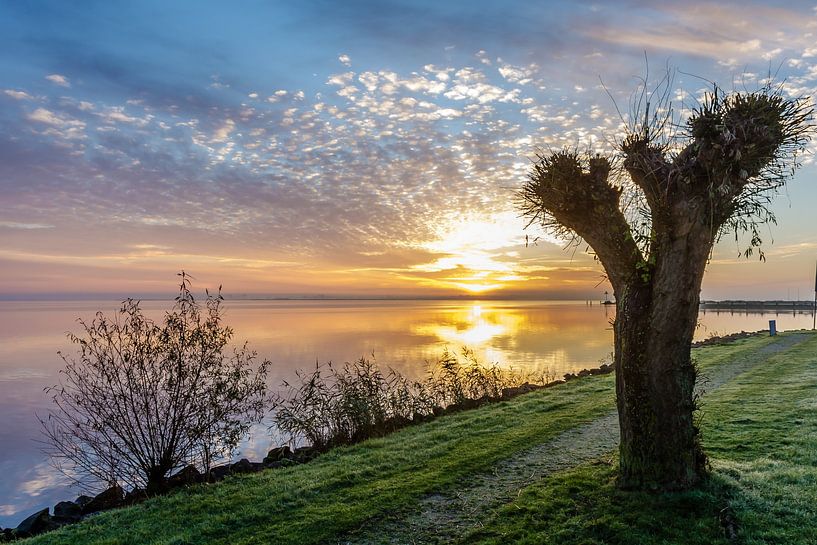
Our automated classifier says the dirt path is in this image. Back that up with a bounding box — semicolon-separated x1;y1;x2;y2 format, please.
696;332;809;393
339;333;812;545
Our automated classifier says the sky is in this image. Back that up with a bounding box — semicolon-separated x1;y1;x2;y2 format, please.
0;0;815;300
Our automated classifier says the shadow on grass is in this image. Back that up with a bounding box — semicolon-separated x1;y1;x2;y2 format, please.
462;459;742;545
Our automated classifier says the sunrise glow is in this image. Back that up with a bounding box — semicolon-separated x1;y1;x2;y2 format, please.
0;2;815;301
2;3;817;536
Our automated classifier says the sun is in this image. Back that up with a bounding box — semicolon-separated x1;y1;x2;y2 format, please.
412;211;530;294
457;282;502;293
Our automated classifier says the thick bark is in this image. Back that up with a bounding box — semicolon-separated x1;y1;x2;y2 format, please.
613;228;712;489
146;466;169;494
145;456;173;494
521;124;807;488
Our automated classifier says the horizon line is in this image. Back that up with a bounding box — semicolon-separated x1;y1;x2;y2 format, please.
1;294;815;304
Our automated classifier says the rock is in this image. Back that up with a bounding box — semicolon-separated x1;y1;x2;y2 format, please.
444;402;462;413
264;446;297;468
293;446;318;462
207;464;232;483
15;508;58;537
82;485;124;514
124;488;148;505
384;415;411;431
229;458;264;474
263;446;292;465
167;465;202;487
53;500;82;523
501;386;521;397
241;461;264;473
502;383;538;398
74;495;93;509
230;458;254;473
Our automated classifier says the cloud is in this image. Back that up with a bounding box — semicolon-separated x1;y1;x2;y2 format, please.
45;73;70;87
497;62;538;85
2;0;816;298
590;27;764;59
587;1;817;63
97;106;147;126
27;108;63;126
3;89;32;100
444;68;520;103
212;118;236;142
0;222;54;230
24;108;87;142
17;463;66;497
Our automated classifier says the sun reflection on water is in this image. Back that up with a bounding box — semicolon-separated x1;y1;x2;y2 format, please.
411;302;525;351
3;299;812;528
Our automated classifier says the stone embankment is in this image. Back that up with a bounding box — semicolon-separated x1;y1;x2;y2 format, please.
0;362;616;541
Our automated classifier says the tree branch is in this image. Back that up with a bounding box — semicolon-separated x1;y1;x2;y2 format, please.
621;134;673;220
520;150;644;290
678;86;813;231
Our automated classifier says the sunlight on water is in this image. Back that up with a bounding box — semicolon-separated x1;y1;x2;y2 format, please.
0;298;814;526
412;304;519;347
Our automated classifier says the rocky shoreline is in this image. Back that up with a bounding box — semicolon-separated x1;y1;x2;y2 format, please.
691;330;763;347
1;361;617;542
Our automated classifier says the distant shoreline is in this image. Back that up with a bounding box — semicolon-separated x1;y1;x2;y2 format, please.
0;295;814;312
700;300;816;312
1;296;816;307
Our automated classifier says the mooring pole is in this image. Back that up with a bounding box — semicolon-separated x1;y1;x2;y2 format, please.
813;259;816;331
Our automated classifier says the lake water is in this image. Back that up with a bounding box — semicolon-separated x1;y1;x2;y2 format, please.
0;299;814;527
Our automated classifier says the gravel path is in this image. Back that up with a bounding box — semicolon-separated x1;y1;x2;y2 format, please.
340;333;812;545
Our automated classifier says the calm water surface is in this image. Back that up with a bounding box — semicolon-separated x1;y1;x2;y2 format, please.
0;299;813;526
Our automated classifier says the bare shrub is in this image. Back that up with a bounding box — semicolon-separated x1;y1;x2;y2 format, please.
40;273;269;493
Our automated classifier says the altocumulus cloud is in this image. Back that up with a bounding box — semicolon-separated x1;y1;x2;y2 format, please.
0;0;816;296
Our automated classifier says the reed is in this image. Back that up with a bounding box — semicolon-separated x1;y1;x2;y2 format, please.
273;348;555;450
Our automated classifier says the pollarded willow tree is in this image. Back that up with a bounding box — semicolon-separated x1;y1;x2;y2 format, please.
520;81;812;490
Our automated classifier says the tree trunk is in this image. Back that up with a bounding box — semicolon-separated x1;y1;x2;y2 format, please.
146;462;172;494
614;231;711;489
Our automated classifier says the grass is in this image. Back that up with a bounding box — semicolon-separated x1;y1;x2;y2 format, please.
24;332;817;544
27;368;615;544
462;332;817;545
703;337;817;544
459;463;734;545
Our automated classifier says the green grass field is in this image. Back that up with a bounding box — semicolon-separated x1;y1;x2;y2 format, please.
464;333;817;545
24;331;817;544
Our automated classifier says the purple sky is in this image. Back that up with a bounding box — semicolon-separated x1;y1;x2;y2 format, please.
1;1;816;300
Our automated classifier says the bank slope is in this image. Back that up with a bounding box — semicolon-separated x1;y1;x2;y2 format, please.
25;332;814;545
464;332;817;545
